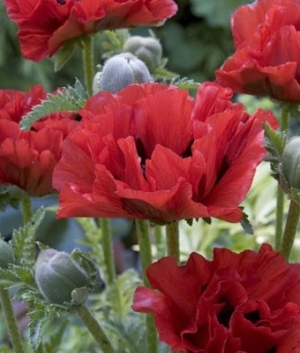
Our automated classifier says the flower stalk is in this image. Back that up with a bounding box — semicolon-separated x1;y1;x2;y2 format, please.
100;218;116;285
166;221;180;263
280;199;300;260
21;193;33;224
275;103;290;250
77;304;116;353
82;35;95;96
0;288;26;353
135;220;158;353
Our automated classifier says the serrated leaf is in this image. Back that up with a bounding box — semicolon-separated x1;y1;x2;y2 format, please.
20;79;88;130
11;207;45;266
100;29;130;59
264;123;286;178
28;302;53;349
0;267;21;288
10;265;35;286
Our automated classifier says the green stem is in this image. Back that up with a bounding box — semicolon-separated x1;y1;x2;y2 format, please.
275;103;290;249
135;220;158;353
21;193;32;224
82;35;95;96
154;225;165;260
0;288;26;353
77;304;116;353
166;221;180;263
280;200;300;260
275;186;284;250
100;218;116;285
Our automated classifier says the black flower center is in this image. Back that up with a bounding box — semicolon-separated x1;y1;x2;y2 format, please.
244;310;260;324
57;0;66;4
217;302;234;328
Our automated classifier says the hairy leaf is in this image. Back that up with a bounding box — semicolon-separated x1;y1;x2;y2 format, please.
20;79;88;130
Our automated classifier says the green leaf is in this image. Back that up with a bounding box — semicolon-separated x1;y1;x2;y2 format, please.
28;302;55;349
264;123;287;178
0;185;23;211
240;210;253;235
54;41;75;72
99;29;130;59
11;207;45;267
20;79;88;130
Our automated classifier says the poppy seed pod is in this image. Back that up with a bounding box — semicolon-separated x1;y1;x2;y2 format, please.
282;137;300;190
94;52;152;94
123;36;162;72
34;249;90;305
0;238;14;269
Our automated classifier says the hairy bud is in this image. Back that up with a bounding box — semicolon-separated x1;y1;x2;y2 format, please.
35;249;90;305
93;52;152;94
123;36;162;72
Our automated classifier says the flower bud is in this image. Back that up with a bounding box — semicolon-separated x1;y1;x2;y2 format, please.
0;238;14;269
35;249;90;305
123;36;162;72
282;137;300;189
94;52;152;94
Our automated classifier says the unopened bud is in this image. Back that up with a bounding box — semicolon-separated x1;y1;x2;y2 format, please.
123;36;162;72
282;137;300;189
35;249;90;305
94;52;152;94
0;238;14;269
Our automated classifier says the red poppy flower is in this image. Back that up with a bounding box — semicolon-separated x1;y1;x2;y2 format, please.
53;82;277;223
0;85;78;196
132;244;300;353
215;0;300;102
4;0;178;61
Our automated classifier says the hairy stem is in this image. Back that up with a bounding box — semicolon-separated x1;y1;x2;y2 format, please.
166;221;180;263
0;288;26;353
100;218;116;285
82;35;95;96
280;200;300;260
77;304;116;353
135;220;158;353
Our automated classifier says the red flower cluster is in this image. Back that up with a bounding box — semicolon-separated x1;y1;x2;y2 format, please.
215;0;300;102
53;82;277;223
4;0;178;61
132;244;300;353
0;85;77;196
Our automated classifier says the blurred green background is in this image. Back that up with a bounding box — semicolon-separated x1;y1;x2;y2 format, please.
0;0;251;91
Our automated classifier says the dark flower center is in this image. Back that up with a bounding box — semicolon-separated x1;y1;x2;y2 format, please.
217;301;234;328
244;310;260;324
57;0;66;4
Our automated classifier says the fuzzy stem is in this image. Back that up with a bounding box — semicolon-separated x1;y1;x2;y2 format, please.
166;221;180;263
77;304;116;353
0;288;26;353
280;200;300;260
21;193;33;224
275;104;290;249
135;220;158;353
154;225;165;260
82;35;95;96
100;218;116;285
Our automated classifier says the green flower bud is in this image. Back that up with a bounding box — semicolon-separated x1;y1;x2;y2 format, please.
123;36;162;72
0;238;14;269
282;137;300;189
35;249;90;305
93;52;152;94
